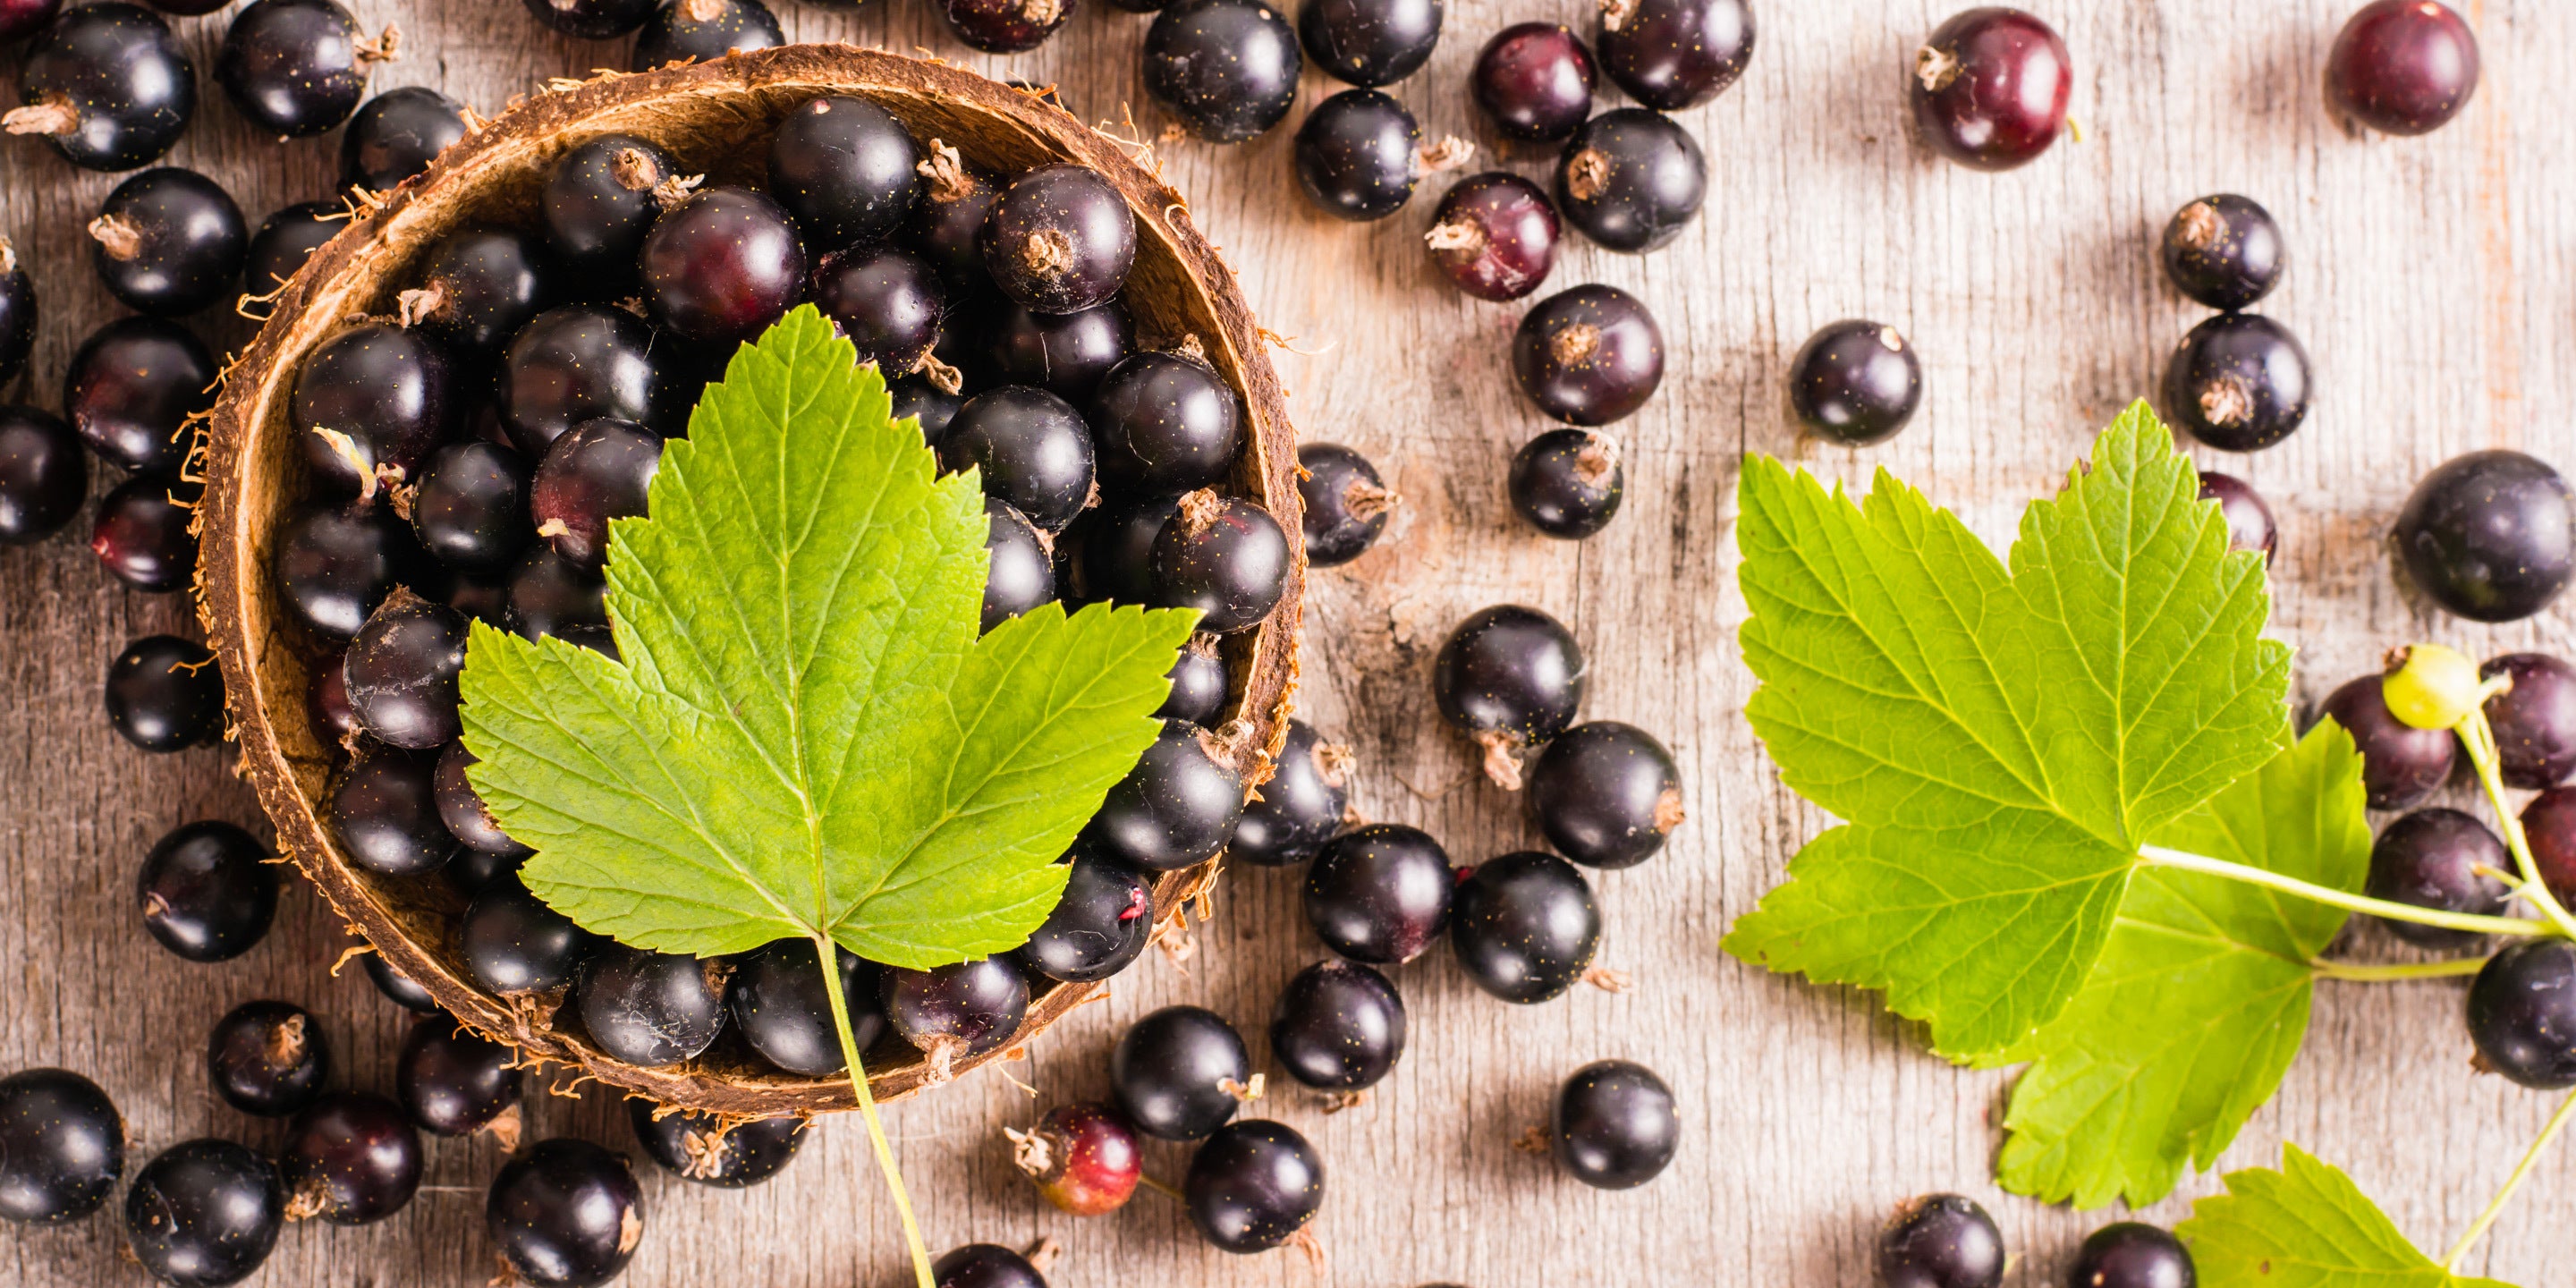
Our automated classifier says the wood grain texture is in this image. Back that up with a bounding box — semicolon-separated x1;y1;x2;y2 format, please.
3;1;2572;1285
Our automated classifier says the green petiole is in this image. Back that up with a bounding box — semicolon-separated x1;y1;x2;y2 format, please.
2458;707;2576;940
2309;956;2491;982
816;935;936;1288
2137;845;2554;939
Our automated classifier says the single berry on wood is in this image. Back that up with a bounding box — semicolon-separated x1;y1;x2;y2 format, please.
88;167;249;318
2392;451;2573;623
208;999;329;1118
90;475;200;592
1425;171;1560;302
137;820;278;964
1510;428;1623;538
1471;21;1594;142
279;1091;422;1225
1434;603;1587;788
0;407;83;546
1551;1058;1677;1189
2326;0;2479;136
1112;1004;1255;1141
1909;7;2072;172
123;1140;283;1287
1144;0;1303;144
2161;313;2312;453
105;634;224;753
1304;823;1454;963
1525;721;1683;869
8;4;197;172
1513;284;1665;425
1554;107;1705;254
1595;0;1754;111
1297;442;1397;566
1788;319;1921;446
1876;1192;2005;1288
1010;1100;1143;1216
2159;193;2284;310
2195;470;2277;560
0;1068;123;1224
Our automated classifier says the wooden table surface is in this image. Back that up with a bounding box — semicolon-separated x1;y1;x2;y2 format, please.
5;1;2574;1284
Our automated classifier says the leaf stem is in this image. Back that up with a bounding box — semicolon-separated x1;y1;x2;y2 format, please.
2458;710;2576;940
2441;1086;2576;1270
2309;956;2490;982
2137;845;2555;938
816;936;935;1288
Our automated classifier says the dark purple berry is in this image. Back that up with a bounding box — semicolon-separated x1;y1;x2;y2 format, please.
765;96;921;254
1425;171;1559;301
106;634;223;752
1596;0;1753;110
892;377;965;449
1065;493;1176;604
1513;284;1664;424
1510;428;1623;538
217;0;390;139
939;0;1072;53
90;475;199;592
340;86;470;191
1156;634;1230;725
404;228;557;359
1186;1120;1322;1252
1299;0;1439;87
543;134;674;280
1877;1192;2004;1288
1011;849;1155;984
273;503;406;639
0;1068;123;1224
331;745;458;877
631;0;783;71
641;187;805;344
1297;442;1394;566
1451;850;1599;1002
1013;1101;1141;1216
1911;7;2072;172
138;820;278;964
0;406;83;544
1112;1005;1252;1140
123;1140;282;1287
279;1091;421;1224
1083;718;1246;871
1434;604;1587;784
2197;470;2277;560
414;440;534;573
1527;721;1682;869
986;300;1132;404
208;1000;327;1117
1150;489;1290;632
1295;89;1436;222
1091;350;1242;492
504;547;609;641
881;957;1030;1073
2160;194;2284;311
1144;0;1303;143
1789;319;1922;446
243;199;342;297
2326;0;2479;136
486;1140;642;1288
1472;22;1594;142
397;1019;522;1137
2314;674;2454;810
2485;653;2576;789
811;245;945;377
2067;1222;2196;1288
2529;788;2576;908
2468;939;2576;1089
292;322;455;499
980;165;1136;316
309;648;360;743
462;877;601;996
727;939;886;1077
574;943;729;1068
65;316;216;477
2393;450;2573;623
1552;1058;1676;1189
982;498;1056;633
630;1102;803;1187
1230;719;1351;867
343;596;469;749
2163;313;2313;453
9;4;196;171
502;304;674;452
521;0;657;38
1555;107;1704;253
1269;958;1404;1090
89;168;248;318
532;418;662;569
940;386;1096;534
0;248;38;393
935;1244;1047;1288
1305;824;1453;963
2364;808;2510;951
364;951;440;1013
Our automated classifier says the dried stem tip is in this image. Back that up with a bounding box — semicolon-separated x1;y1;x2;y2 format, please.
610;146;664;192
1424;218;1487;258
89;214;143;262
916;140;976;202
1550;322;1602;368
1564;148;1611;202
3;97;80;138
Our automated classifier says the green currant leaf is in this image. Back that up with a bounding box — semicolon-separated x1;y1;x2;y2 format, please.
1976;722;2371;1208
458;306;1197;968
1721;402;2292;1055
2177;1145;2516;1288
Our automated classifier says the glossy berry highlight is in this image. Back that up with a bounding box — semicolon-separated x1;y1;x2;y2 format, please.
9;4;197;171
1297;442;1397;566
106;635;224;753
1876;1192;2005;1288
279;1091;422;1224
1011;849;1155;984
2067;1222;2196;1288
2484;653;2576;789
2315;674;2454;810
2326;0;2479;136
1304;823;1455;963
1435;603;1588;787
2196;470;2277;560
138;819;278;964
2160;193;2284;311
1186;1120;1324;1253
1910;7;2072;171
0;1068;124;1224
1270;958;1406;1090
2392;451;2573;623
1011;1100;1142;1216
123;1140;283;1288
1596;0;1754;111
1555;108;1705;254
1789;320;1922;446
2468;939;2576;1089
630;1103;804;1188
881;957;1030;1077
1513;284;1665;425
1473;21;1594;142
1230;720;1352;867
1552;1058;1678;1189
0;406;85;545
1451;850;1600;1002
575;944;730;1068
89;167;248;318
207;999;328;1118
485;1139;643;1288
1112;1004;1255;1141
1511;428;1624;538
1151;490;1292;633
1144;0;1303;144
2364;808;2510;951
2163;313;2313;453
1526;721;1683;869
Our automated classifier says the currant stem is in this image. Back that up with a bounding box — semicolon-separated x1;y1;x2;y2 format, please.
815;934;935;1288
2442;1086;2576;1270
2457;710;2576;941
2137;845;2554;939
2310;956;2490;982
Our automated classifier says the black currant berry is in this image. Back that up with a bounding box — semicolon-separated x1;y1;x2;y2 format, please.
1091;349;1242;493
208;1000;328;1118
881;957;1030;1075
2197;470;2277;560
632;0;783;71
0;242;38;388
0;406;84;545
983;498;1056;633
2468;939;2576;1089
726;938;887;1077
1434;603;1587;786
1011;848;1155;984
1597;0;1753;110
2393;451;2573;623
90;475;200;592
2486;653;2576;789
397;1019;523;1138
1911;7;2071;172
986;301;1132;404
273;503;407;639
2068;1222;2196;1288
89;168;248;318
502;304;674;452
630;1102;804;1187
893;377;965;448
1297;442;1396;567
8;4;195;172
574;943;730;1068
243;199;342;296
403;228;557;359
1305;824;1453;963
1157;634;1230;725
462;877;602;996
1555;108;1704;253
1230;719;1352;867
520;0;657;38
2162;313;2312;453
532;418;663;570
1877;1192;2005;1288
1425;171;1559;302
763;96;921;255
1144;0;1303;144
2326;0;2479;136
340;87;470;192
1064;493;1175;605
279;1091;421;1225
941;386;1096;535
1113;1005;1254;1141
1510;428;1623;538
2531;790;2576;908
1472;22;1594;142
812;245;945;377
331;745;459;877
1513;284;1664;425
414;441;534;573
138;819;278;964
1083;719;1246;871
939;0;1072;53
543;134;676;280
1528;721;1682;869
1270;958;1405;1090
106;635;224;753
641;186;806;345
904;142;1000;284
2364;808;2509;951
292;321;455;499
1551;1058;1676;1189
1151;489;1291;633
1295;89;1447;222
486;1140;643;1288
1789;319;1922;446
1186;1120;1323;1253
505;547;610;642
1300;0;1439;88
2314;674;2454;809
123;1140;283;1287
0;1068;123;1224
1013;1100;1142;1217
1452;850;1599;1003
65;316;216;476
980;165;1137;316
217;0;394;139
935;1244;1048;1288
2160;194;2284;311
344;595;470;749
364;951;441;1013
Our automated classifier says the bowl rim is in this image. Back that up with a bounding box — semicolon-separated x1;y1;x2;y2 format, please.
197;45;1305;1118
